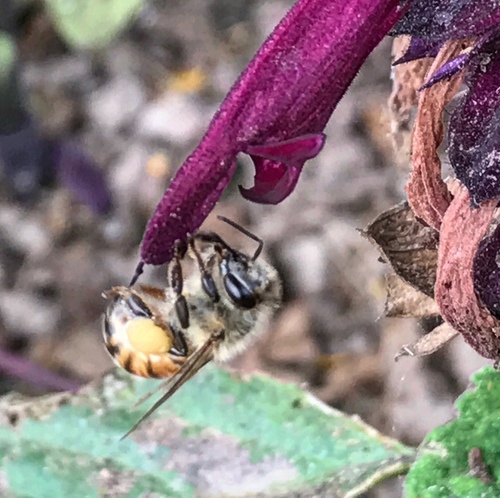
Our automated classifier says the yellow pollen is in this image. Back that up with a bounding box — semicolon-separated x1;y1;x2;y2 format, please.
126;318;172;354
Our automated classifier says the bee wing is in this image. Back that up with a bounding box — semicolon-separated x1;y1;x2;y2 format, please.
120;331;223;440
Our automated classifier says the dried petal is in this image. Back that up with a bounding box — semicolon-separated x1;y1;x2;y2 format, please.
362;202;438;298
395;322;458;360
385;271;440;318
473;222;500;319
448;49;500;206
392;0;500;41
405;40;465;230
389;36;433;152
435;186;500;359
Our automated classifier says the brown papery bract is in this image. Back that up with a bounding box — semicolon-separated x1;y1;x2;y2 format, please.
405;40;469;230
395;322;458;360
362;202;438;298
384;271;440;319
389;35;433;157
435;186;500;359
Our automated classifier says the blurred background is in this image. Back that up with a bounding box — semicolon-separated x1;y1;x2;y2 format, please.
0;1;490;495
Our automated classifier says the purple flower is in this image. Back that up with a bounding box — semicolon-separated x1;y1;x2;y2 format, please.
139;0;408;266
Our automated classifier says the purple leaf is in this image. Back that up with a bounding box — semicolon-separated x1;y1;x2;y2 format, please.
473;223;500;319
392;0;500;41
140;0;408;266
0;347;81;392
393;36;442;65
419;52;470;89
0;118;47;203
448;51;500;206
52;140;113;214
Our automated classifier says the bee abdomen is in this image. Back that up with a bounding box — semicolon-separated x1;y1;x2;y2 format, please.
103;287;188;379
112;346;184;378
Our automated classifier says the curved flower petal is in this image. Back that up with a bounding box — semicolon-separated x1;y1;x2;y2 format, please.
244;133;325;164
239;157;301;205
435;187;500;360
239;133;325;204
405;41;464;230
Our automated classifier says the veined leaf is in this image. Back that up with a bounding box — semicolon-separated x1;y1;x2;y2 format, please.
405;366;500;497
0;365;414;497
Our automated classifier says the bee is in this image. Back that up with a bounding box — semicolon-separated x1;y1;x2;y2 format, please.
103;217;282;438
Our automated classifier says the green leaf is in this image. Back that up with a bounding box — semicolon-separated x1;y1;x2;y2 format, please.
0;33;15;81
42;0;144;50
405;366;500;498
0;365;414;497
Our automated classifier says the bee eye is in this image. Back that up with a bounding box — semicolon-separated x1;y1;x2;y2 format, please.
126;318;173;354
223;273;257;309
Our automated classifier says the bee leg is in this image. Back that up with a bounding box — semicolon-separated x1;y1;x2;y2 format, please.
170;240;190;329
188;238;220;302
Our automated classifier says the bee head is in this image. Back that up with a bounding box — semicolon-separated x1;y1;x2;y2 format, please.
218;250;263;309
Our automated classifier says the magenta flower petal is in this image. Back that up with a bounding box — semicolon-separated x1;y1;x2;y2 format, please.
239;133;325;204
140;0;408;266
435;187;500;359
141;154;236;265
244;133;325;164
239;157;301;205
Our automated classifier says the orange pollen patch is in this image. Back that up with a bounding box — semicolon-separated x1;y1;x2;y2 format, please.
126;318;172;354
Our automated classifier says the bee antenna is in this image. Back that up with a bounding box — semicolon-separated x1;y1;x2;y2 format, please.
216;216;263;260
